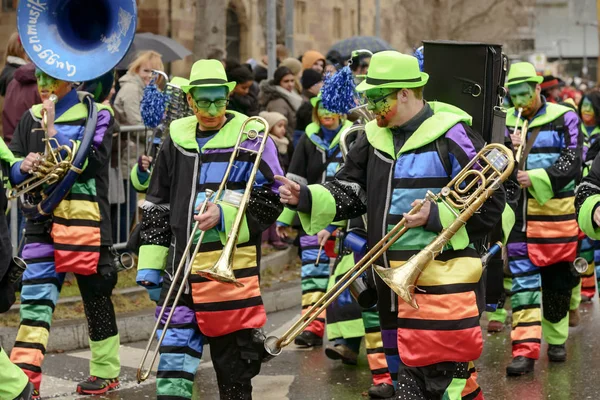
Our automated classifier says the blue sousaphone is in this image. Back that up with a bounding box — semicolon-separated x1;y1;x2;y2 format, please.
14;0;136;220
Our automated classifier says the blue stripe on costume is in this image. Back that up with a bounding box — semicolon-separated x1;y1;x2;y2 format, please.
512;274;541;292
158;353;202;375
393;151;448;179
527;152;560;170
21;283;60;305
509;258;539;275
301;262;330;279
530;129;564;149
156;328;204;354
199;161;269;186
389;188;433;216
326;162;339;178
22;261;63;282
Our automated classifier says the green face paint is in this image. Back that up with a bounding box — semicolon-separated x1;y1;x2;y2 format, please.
317;103;340;129
35;69;69;102
188;86;229;129
509;83;536;112
365;88;399;127
581;98;596;127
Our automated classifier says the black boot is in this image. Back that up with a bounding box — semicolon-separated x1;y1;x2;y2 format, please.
548;344;567;362
325;344;358;365
14;382;34;400
294;331;323;347
506;356;535;376
367;383;395;399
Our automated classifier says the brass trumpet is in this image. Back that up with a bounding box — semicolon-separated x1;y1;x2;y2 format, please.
137;116;269;382
264;143;514;356
9;94;80;200
513;107;529;167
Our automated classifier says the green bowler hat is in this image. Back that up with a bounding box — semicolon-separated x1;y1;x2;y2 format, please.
356;51;429;92
169;76;190;89
310;92;322;108
181;59;236;94
506;62;543;87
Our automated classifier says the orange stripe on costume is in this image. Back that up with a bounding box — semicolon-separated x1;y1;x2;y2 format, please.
527;220;578;239
367;352;388;370
398;326;483;367
511;325;541;342
191;276;261;304
527;242;577;267
398;291;479;321
10;347;44;368
513;341;540;359
196;304;266;337
51;224;101;246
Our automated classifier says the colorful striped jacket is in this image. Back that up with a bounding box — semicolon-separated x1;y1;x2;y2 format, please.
505;102;582;266
295;102;505;367
8;95;114;275
137;111;284;337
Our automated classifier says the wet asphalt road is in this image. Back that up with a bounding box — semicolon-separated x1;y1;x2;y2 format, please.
37;297;600;399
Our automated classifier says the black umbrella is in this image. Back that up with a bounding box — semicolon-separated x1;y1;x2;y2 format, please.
117;32;192;69
329;36;394;59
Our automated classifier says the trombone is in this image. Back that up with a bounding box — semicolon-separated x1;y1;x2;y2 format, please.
264;143;514;356
136;116;270;383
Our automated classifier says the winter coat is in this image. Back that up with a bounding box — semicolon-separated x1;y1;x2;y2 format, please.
259;80;302;139
0;56;27;97
1;63;41;144
227;91;260;117
113;72;147;178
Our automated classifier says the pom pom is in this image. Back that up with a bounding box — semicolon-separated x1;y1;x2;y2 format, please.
414;46;424;72
320;66;357;114
140;78;167;128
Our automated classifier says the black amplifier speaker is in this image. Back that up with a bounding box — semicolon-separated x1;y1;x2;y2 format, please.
423;40;508;144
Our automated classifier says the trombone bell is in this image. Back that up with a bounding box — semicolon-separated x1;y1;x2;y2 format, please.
264;336;283;356
374;262;422;309
197;249;244;287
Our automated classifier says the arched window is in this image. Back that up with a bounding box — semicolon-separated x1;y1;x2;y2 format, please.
226;6;240;62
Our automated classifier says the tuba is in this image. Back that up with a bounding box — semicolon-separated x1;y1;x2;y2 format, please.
13;0;136;220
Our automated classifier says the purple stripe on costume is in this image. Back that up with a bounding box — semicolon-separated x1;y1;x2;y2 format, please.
155;305;196;325
93;110;112;148
203;147;232;154
247;136;284;190
564;111;581;149
300;235;319;248
446;123;477;160
381;329;398;350
23;242;55;260
507;241;527;257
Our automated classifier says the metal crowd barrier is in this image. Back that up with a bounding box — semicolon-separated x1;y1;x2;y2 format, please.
9;124;149;255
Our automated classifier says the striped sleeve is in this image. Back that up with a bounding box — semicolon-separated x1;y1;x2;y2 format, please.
545;111;582;193
576;153;600;239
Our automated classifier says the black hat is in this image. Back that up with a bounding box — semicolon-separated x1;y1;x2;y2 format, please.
301;69;322;90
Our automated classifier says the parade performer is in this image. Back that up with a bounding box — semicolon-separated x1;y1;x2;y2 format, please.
277;51;505;399
136;59;283;399
276;93;353;347
504;62;582;376
577;92;600;302
8;68;121;397
0;138;34;400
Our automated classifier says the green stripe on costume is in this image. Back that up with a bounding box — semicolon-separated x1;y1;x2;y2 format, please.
542;314;569;345
527;168;554;205
571;281;581;311
578;195;600;239
0;346;29;400
218;202;250;245
157;377;194;398
302;277;329;291
506;103;569;129
443;378;467;400
487;308;507;323
298;184;337;235
71;178;97;196
502;204;515;245
20;304;53;325
0;138;17;165
89;335;121;379
438;201;469;250
512;291;541;308
277;207;296;226
139;245;169;271
361;309;380;329
327;319;365;341
131;164;150;192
